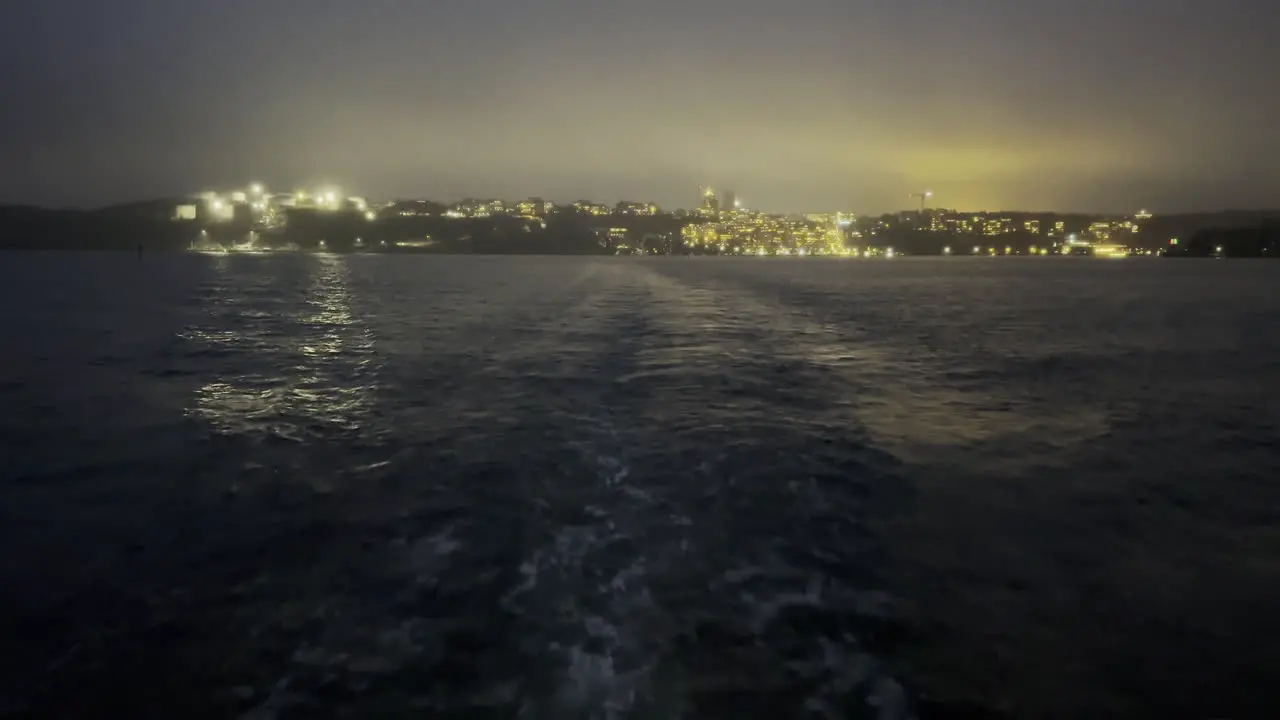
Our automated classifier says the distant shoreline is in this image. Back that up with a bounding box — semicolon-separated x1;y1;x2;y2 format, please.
2;203;1278;258
1;248;1271;261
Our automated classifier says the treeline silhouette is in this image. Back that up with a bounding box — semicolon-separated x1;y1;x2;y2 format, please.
1164;223;1280;258
0;203;191;251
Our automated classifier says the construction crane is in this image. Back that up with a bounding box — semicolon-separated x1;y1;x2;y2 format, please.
909;190;933;214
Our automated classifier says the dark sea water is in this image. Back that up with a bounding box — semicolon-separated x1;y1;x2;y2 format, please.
1;253;1278;719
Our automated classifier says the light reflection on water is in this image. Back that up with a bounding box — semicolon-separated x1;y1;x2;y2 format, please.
187;255;377;440
642;269;1110;467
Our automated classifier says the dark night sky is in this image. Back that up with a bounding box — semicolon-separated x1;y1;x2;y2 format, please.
1;0;1276;213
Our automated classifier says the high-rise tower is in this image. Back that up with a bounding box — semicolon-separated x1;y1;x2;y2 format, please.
699;186;720;216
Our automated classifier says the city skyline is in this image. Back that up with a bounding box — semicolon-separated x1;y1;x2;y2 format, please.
1;1;1277;213
165;182;1174;220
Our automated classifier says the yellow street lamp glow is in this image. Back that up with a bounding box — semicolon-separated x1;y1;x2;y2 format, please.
250;183;263;195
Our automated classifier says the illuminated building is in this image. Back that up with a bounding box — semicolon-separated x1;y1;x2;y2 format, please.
573;200;611;216
446;199;497;218
293;189;344;210
592;227;630;249
1024;220;1041;234
513;197;551;218
616;201;659;216
722;189;737;213
389;200;437;217
200;196;234;222
983;218;1014;236
699;186;720;217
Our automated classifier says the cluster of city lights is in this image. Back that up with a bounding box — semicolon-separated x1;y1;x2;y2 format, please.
682;191;846;256
176;180;1173;258
180;183;379;224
